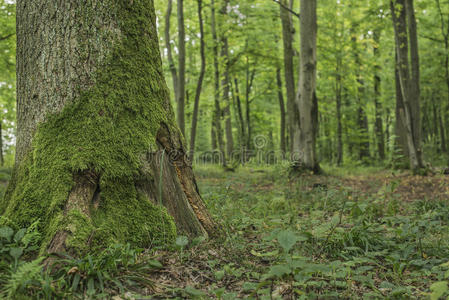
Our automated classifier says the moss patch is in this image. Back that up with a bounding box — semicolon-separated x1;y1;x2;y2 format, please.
0;0;177;253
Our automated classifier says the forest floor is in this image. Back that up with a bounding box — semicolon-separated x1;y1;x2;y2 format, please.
148;165;449;299
2;165;449;299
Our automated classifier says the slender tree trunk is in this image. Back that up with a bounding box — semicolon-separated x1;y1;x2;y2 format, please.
373;29;385;160
0;120;3;167
220;2;233;159
234;77;246;149
336;57;343;165
391;0;424;172
351;27;370;161
210;0;226;166
296;0;319;172
177;0;186;136
3;0;215;255
395;49;409;159
280;0;299;155
439;102;447;152
276;68;287;155
436;0;449;152
406;0;422;156
165;0;179;104
245;58;256;152
189;0;206;162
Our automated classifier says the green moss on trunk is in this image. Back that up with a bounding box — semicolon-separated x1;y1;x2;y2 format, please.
1;0;178;254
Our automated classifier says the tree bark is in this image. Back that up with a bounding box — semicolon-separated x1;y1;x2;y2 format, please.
189;0;206;162
296;0;319;172
177;0;186;136
3;0;215;255
165;0;179;105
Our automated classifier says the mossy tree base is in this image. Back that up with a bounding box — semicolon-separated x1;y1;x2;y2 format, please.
1;0;215;255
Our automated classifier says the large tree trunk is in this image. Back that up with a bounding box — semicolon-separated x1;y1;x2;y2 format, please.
390;0;424;172
189;0;206;162
280;0;299;155
2;0;215;256
296;0;319;172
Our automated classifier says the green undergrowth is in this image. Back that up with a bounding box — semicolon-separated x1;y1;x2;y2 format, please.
0;223;165;299
1;165;449;298
0;1;177;253
192;165;449;299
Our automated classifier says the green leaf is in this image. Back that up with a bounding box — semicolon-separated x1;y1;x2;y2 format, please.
175;236;189;248
147;259;163;268
14;228;26;243
268;264;291;278
0;226;14;241
214;270;225;280
72;273;81;291
277;230;299;253
184;286;205;297
87;278;95;296
430;281;448;300
9;247;23;260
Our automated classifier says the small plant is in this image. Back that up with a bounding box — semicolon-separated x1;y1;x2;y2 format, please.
175;235;189;262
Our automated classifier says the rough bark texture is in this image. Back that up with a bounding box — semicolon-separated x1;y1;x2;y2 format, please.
280;0;299;154
391;0;424;171
2;0;215;256
189;0;206;162
296;0;319;172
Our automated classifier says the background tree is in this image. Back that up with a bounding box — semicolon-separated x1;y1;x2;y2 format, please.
296;0;319;172
391;0;424;172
